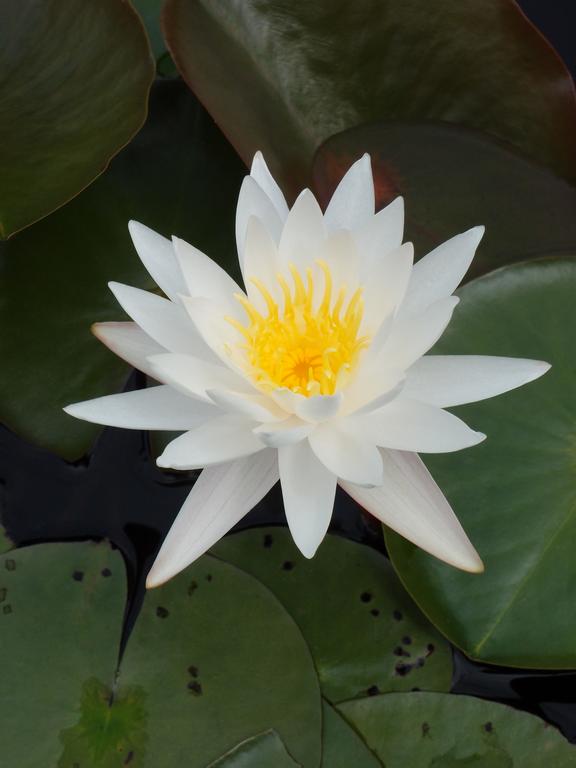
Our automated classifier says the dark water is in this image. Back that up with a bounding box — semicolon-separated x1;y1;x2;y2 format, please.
2;0;575;746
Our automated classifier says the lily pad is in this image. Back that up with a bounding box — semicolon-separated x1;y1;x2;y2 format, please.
162;0;576;196
338;692;575;766
119;555;322;767
0;0;155;237
0;542;126;767
0;80;245;460
321;701;382;767
207;731;300;767
212;528;452;701
314;122;576;279
386;258;576;668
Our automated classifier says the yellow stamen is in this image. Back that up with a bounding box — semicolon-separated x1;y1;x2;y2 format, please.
228;262;370;396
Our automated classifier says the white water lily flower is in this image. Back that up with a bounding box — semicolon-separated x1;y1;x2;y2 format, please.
65;153;550;588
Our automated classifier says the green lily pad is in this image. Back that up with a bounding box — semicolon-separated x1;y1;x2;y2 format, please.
119;555;322;767
314;122;576;279
162;0;576;196
0;80;245;460
338;692;575;766
386;258;576;668
212;528;452;701
0;523;14;554
0;542;126;766
321;701;382;767
0;0;155;238
207;731;300;767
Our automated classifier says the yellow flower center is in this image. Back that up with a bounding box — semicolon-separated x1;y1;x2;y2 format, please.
226;261;370;396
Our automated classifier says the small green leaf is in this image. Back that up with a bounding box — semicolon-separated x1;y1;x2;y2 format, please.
386;258;576;668
162;0;576;196
338;692;575;766
212;528;452;701
314;122;576;279
0;80;245;460
321;701;382;767
207;731;300;767
0;0;155;237
119;555;322;767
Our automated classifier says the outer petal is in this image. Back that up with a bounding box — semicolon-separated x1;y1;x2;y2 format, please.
324;154;375;232
236;175;284;273
92;322;165;378
109;282;213;359
156;414;264;470
64;385;216;430
148;353;254;402
400;226;484;317
346;399;486;453
254;416;314;448
207;388;285;422
402;355;551;407
361;242;414;333
309;424;384;487
340;450;484;573
146;450;279;587
278;189;326;272
250;151;289;221
173;236;243;315
128;221;186;303
279;440;337;558
355;197;405;274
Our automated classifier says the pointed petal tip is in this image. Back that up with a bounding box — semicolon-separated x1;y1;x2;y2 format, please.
145;563;172;589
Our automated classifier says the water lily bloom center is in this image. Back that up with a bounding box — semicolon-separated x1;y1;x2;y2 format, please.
227;260;369;396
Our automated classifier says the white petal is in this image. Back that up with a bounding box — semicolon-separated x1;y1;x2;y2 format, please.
207;389;285;422
64;385;216;430
324;154;374;232
362;242;414;332
146;450;279;587
341;364;404;416
173;236;242;314
309;424;384;487
243;216;282;315
347;399;485;453
400;226;484;317
128;221;186;303
157;415;264;470
109;281;214;359
278;189;326;272
148;353;253;402
355;197;405;274
181;295;244;366
376;296;459;369
402;355;551;407
236;176;284;274
279;440;336;558
254;416;314;447
340;450;484;573
295;393;343;423
250;151;289;221
318;229;359;296
92;322;165;378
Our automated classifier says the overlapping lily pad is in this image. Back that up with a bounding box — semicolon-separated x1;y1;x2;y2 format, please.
213;528;452;701
0;80;245;460
207;731;299;767
0;0;155;238
321;701;382;767
1;543;322;767
162;0;576;196
386;258;576;668
338;692;575;766
314;122;576;278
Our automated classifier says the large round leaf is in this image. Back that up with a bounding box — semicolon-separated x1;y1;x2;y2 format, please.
213;528;452;701
207;731;299;767
119;554;322;767
162;0;576;196
386;258;576;668
338;692;575;766
0;80;245;460
321;701;382;767
0;541;126;766
314;122;576;279
0;0;155;238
